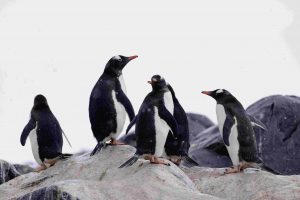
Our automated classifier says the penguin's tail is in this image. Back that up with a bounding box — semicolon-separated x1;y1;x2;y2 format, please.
182;155;199;168
258;163;281;175
90;142;105;156
60;153;73;160
119;154;139;168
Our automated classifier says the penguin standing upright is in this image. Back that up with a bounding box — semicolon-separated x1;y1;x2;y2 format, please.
89;55;137;156
164;84;198;167
119;75;178;167
20;95;72;172
202;89;263;174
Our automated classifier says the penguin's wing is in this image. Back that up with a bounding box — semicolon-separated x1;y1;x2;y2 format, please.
157;104;178;137
20;118;36;146
247;114;267;131
223;110;235;146
126;116;137;135
116;90;135;121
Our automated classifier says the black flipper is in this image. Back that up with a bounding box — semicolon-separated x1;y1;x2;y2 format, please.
182;156;199;168
157;105;178;137
119;154;139;168
90;142;106;156
20;118;36;146
223;110;235;146
247;114;268;131
116;90;135;121
126;116;137;135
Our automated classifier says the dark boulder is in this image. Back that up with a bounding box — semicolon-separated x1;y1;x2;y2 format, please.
13;164;35;175
0;160;21;185
247;95;300;175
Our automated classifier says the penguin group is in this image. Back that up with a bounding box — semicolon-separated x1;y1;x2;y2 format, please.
20;54;265;174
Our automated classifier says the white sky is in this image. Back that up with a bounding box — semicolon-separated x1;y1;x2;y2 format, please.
0;0;299;164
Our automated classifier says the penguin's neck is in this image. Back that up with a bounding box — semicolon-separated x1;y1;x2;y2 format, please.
104;68;122;77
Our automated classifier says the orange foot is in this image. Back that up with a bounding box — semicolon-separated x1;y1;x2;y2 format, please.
109;139;125;145
224;166;241;174
35;165;47;172
144;155;170;166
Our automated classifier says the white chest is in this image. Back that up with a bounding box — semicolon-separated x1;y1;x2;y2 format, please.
118;75;127;94
154;107;170;157
29;124;43;165
111;90;127;139
164;91;174;115
216;104;227;136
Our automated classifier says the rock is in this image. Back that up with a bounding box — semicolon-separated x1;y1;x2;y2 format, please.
247;95;300;175
187;113;215;141
183;167;300;200
188;126;232;168
0;160;21;185
13;164;35;175
0;146;218;200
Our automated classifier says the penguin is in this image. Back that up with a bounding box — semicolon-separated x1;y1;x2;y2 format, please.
20;95;72;172
164;84;199;167
89;55;137;156
202;89;266;174
119;75;178;168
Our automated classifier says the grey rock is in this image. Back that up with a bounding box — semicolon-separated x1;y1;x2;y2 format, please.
13;164;35;175
247;95;300;175
183;167;300;200
0;160;20;185
0;146;218;200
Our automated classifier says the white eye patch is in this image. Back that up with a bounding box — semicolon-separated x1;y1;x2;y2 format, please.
216;89;224;94
152;78;158;82
113;55;122;61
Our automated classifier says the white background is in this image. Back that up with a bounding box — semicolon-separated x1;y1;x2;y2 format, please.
0;0;299;164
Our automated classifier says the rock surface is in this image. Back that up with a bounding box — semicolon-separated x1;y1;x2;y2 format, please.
1;146;300;200
0;146;217;200
0;160;21;185
247;95;300;175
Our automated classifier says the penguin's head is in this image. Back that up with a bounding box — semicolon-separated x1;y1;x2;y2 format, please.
201;89;233;103
148;75;167;91
104;55;138;76
33;94;49;110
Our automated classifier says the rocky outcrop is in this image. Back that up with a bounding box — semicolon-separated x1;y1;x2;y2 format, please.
1;146;300;200
0;160;20;185
247;95;300;175
0;146;218;200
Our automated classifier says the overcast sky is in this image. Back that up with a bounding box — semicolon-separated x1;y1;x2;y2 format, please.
0;0;299;164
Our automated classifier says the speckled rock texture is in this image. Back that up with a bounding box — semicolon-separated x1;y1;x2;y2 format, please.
0;146;218;200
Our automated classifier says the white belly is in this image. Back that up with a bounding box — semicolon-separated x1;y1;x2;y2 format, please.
118;75;127;94
164;91;174;115
216;104;226;137
227;118;240;166
154;107;170;157
216;104;240;165
111;90;127;139
29;125;43;165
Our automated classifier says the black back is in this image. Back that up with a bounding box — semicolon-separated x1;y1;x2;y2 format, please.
20;95;63;161
165;84;189;156
203;89;259;162
89;55;135;142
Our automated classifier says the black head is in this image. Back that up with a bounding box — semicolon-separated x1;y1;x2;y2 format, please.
104;55;138;77
201;89;234;103
148;75;168;91
33;94;49;110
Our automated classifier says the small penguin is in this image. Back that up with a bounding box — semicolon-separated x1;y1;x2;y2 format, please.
20;95;72;172
119;75;178;168
202;89;263;174
164;84;199;167
89;55;137;156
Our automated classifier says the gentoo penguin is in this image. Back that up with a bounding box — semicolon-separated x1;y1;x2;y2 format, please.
89;55;137;156
202;89;263;174
164;84;199;167
20;95;72;172
119;75;178;168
